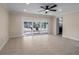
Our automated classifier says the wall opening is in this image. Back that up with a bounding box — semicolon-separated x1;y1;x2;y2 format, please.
56;17;63;36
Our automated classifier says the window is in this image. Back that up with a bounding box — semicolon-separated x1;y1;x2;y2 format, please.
42;22;48;29
24;22;32;28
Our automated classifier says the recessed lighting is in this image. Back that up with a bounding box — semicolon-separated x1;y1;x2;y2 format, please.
24;9;26;12
58;9;62;12
26;3;30;4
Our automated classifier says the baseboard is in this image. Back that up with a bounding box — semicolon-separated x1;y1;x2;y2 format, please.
10;33;52;38
0;37;9;50
9;34;23;39
63;35;79;41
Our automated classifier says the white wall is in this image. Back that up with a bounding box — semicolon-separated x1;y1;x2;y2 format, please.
50;17;57;35
0;5;9;50
9;12;22;38
63;12;79;41
9;12;55;38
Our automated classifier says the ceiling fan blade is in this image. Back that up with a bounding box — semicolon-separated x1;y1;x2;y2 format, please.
50;9;56;11
40;6;45;9
49;4;57;9
46;6;49;9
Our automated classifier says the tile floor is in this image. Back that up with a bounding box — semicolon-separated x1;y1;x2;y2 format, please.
0;34;79;55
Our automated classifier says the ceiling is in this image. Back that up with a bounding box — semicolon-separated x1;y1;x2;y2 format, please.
5;3;79;16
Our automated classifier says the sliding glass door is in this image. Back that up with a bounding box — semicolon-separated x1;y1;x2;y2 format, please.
41;22;48;33
23;19;48;36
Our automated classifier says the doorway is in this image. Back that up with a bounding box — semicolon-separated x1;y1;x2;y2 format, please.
56;17;63;35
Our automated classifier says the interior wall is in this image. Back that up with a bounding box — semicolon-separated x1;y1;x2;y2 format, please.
63;12;79;41
9;13;22;38
0;5;9;50
9;12;55;38
50;17;57;35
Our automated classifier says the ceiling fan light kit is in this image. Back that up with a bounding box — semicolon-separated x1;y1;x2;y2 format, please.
45;10;49;11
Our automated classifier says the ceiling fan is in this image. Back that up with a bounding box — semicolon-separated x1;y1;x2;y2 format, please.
39;4;57;14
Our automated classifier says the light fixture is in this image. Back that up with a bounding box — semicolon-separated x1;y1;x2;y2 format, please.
26;3;30;4
58;9;62;12
24;9;26;12
45;10;49;12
